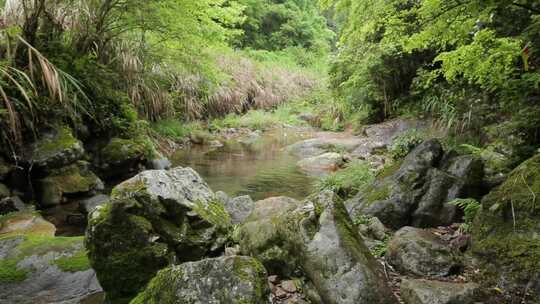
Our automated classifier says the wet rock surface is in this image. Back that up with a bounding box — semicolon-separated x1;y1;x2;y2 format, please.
131;255;269;304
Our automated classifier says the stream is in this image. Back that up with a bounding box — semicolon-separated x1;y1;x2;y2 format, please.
171;127;317;201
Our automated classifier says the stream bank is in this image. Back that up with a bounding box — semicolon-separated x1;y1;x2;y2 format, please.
0;116;538;304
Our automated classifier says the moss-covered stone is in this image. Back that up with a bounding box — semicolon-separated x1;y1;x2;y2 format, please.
27;126;84;170
238;192;397;304
99;136;157;179
37;161;102;206
131;256;269;304
101;138;146;165
472;153;540;301
364;184;391;205
0;229;102;302
86;167;231;303
0;234;87;283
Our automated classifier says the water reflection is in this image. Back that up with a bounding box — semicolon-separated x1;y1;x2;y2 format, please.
171;128;316;201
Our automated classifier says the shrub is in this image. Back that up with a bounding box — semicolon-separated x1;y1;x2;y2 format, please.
389;129;425;160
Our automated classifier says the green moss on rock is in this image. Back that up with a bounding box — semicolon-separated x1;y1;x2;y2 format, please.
472;153;540;299
33;127;80;160
38;162;101;206
0;234;87;283
101;137;156;165
0;258;30;283
53;249;91;272
365;184;391;205
193;200;232;228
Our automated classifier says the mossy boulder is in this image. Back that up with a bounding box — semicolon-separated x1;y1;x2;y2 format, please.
472;153;540;301
239;192;397;304
386;227;462;277
347;139;484;229
131;256;269;304
25;126;84;170
37;161;103;207
98;137;155;179
0;212;103;303
238;196;303;276
86;167;232;303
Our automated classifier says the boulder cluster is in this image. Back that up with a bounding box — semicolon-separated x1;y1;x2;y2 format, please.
84;138;540;303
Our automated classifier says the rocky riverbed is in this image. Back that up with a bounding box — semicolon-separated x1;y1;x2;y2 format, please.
0;119;539;303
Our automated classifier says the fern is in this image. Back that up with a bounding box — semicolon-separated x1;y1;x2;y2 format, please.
450;198;481;232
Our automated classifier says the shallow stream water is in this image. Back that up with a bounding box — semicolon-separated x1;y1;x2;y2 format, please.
171;127;317;201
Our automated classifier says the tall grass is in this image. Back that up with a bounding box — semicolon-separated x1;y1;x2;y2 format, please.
0;35;90;148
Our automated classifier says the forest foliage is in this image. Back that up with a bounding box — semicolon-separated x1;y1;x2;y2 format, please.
322;0;540;164
0;0;331;152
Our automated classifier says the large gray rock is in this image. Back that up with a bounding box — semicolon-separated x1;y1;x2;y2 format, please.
24;126;84;170
216;191;255;224
297;152;346;176
400;279;479;304
287;134;364;158
86;167;231;303
347;140;484;229
0;213;103;304
386;227;462;277
131;256;269;304
239;192;397;304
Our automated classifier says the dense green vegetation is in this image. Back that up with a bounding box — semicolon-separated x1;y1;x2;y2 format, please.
322;0;540;165
0;0;330;154
1;0;539;169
